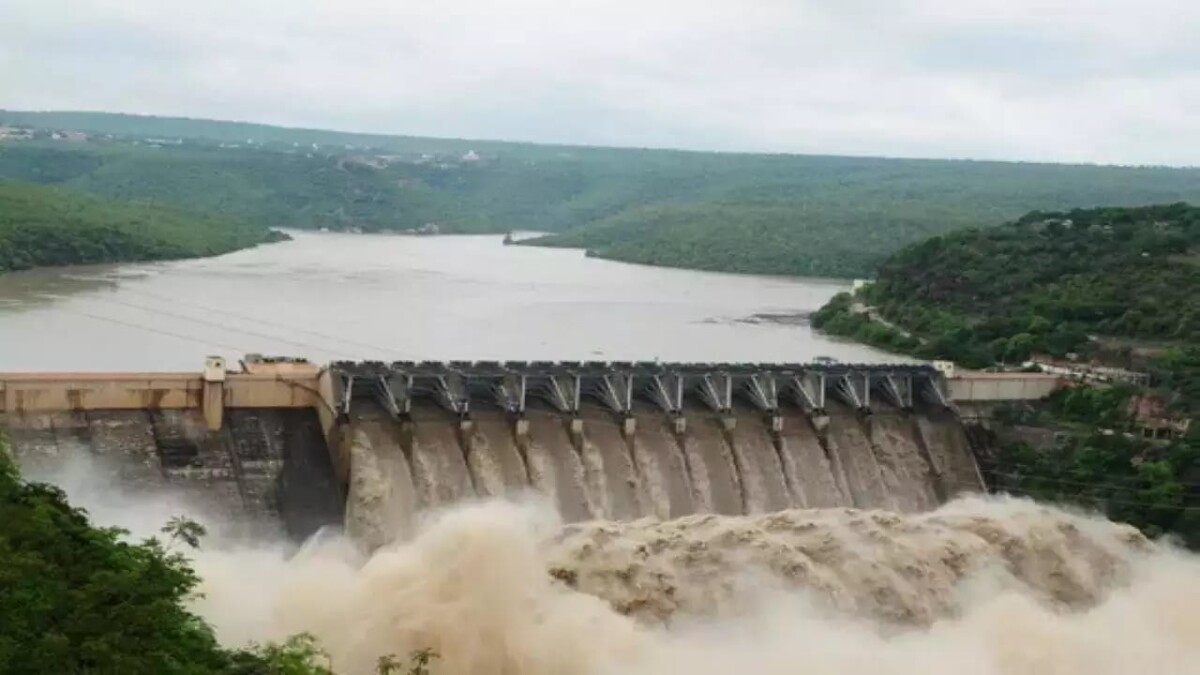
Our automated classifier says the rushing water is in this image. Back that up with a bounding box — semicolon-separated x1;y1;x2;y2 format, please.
0;231;896;371
40;454;1200;675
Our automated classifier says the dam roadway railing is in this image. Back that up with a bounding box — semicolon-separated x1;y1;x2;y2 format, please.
329;360;956;425
0;357;1063;433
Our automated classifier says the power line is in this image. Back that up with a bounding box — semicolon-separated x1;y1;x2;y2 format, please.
981;468;1200;501
977;457;1200;491
82;295;359;360
989;484;1200;513
53;307;254;354
46;307;340;418
114;286;419;359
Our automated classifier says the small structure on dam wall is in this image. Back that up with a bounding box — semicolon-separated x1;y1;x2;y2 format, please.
1;357;1057;545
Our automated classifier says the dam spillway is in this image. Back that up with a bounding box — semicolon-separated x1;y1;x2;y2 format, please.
1;358;994;545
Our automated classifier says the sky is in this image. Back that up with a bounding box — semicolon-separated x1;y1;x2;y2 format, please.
0;0;1197;165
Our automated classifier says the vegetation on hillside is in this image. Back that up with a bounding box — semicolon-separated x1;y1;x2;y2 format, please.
0;437;437;674
985;388;1200;550
0;439;312;673
814;203;1200;370
526;201;978;277
0;143;483;234
0;180;280;272
5;111;1200;277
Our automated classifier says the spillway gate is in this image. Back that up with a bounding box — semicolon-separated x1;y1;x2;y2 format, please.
331;360;951;423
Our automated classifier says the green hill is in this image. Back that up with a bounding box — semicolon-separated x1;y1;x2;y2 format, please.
0;142;484;234
0;180;280;272
814;203;1200;364
5;110;1200;277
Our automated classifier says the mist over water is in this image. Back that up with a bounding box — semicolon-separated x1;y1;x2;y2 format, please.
28;454;1200;675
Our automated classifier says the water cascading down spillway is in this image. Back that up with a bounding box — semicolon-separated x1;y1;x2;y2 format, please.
336;362;983;548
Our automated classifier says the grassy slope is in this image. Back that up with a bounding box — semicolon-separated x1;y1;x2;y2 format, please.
0;179;276;272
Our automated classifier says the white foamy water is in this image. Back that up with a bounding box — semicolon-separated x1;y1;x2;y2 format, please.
32;455;1200;675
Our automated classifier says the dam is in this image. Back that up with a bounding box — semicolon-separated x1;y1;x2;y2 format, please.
0;355;1059;545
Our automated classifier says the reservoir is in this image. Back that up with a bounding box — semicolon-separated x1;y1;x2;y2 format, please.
0;231;896;370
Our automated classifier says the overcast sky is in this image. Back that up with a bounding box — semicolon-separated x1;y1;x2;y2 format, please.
1;0;1197;165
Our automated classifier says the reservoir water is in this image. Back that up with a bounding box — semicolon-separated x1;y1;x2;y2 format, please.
0;231;897;370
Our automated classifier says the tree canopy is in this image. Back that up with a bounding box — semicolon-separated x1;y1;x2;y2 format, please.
0;436;443;673
0;438;340;674
814;203;1200;371
0;179;281;272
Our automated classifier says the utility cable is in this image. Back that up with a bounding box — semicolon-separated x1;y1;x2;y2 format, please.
976;457;1200;491
80;295;359;360
988;483;1200;512
981;468;1200;502
51;307;254;355
114;286;420;359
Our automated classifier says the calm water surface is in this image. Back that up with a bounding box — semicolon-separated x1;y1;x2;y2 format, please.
0;232;900;371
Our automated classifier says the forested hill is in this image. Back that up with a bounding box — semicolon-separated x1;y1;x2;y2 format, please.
5;110;1200;277
810;204;1200;547
813;203;1200;374
0;180;280;272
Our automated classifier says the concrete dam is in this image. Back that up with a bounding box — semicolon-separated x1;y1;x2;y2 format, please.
1;357;1057;545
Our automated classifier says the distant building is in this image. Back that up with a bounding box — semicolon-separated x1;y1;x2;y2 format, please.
1127;393;1192;440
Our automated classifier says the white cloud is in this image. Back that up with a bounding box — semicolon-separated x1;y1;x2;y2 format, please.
0;0;1196;164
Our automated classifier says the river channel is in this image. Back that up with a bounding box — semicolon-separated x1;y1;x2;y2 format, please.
0;232;898;371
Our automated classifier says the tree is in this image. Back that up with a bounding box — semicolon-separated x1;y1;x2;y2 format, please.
163;515;208;550
374;649;438;675
0;437;334;674
229;634;334;675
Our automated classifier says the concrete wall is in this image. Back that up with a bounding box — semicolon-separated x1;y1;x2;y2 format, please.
0;373;204;414
0;371;329;414
223;373;326;408
947;373;1060;402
